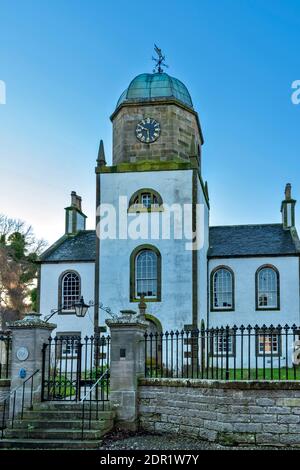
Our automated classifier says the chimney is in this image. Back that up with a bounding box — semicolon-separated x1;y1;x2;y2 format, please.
71;191;82;212
281;183;296;230
65;191;87;234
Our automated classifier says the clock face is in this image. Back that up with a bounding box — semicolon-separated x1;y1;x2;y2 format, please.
135;118;161;143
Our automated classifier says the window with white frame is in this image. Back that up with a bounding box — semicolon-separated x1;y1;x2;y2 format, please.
212;268;234;310
257;334;279;356
213;334;234;355
61;272;80;311
57;333;80;358
136;250;158;298
257;267;279;309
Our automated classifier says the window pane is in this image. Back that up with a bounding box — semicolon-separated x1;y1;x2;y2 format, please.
141;193;152;209
136;250;157;298
62;272;80;310
214;335;233;354
213;269;233;309
258;334;279;354
258;268;278;308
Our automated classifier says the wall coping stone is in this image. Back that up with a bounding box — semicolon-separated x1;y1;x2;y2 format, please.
139;378;300;391
8;312;56;330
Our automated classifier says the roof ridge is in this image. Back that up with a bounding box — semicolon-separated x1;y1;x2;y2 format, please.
210;223;282;229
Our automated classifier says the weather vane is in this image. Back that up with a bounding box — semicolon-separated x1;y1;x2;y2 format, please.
152;44;168;74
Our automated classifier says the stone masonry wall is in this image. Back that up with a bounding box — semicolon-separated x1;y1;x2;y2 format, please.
112;103;201;164
138;379;300;447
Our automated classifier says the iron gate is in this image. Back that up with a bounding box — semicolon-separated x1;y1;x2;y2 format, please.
41;335;110;401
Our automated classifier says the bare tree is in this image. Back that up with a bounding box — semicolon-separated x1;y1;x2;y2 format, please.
0;215;47;328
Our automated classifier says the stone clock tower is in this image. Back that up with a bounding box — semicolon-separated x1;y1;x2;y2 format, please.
95;57;210;336
110;72;204;168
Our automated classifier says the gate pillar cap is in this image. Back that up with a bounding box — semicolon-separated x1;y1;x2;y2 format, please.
106;315;148;329
9;312;56;330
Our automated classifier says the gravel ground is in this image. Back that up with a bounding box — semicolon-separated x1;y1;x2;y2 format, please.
99;431;287;451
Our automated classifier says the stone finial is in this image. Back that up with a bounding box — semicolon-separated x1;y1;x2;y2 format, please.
97;140;106;167
285;183;292;201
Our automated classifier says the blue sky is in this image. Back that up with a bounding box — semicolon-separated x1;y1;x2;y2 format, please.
1;0;300;244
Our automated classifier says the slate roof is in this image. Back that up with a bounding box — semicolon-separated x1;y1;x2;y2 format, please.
40;230;96;262
39;224;299;263
208;224;299;258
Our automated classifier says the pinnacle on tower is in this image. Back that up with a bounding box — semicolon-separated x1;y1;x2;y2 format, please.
97;140;106;166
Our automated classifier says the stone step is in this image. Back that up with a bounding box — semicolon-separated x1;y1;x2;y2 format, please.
0;439;102;450
4;426;113;441
35;402;111;412
22;409;114;421
6;418;113;431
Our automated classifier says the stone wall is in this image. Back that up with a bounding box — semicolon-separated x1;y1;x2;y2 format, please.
112;102;202;164
139;379;300;447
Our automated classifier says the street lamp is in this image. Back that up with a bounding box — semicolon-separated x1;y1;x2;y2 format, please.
45;296;119;324
45;296;90;323
73;296;90;318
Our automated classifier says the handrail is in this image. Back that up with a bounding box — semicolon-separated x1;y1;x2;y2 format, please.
80;369;108;402
0;369;40;404
0;369;39;439
81;369;110;439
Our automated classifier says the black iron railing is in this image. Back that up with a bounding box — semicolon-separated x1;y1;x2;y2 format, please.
0;369;40;439
81;368;110;439
42;335;110;401
144;324;300;381
0;333;11;379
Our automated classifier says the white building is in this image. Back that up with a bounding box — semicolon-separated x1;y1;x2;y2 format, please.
38;67;300;364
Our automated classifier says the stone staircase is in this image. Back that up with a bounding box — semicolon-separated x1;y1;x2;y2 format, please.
0;402;115;449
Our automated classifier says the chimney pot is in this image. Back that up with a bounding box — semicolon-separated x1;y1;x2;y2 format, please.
71;191;77;207
285;183;292;201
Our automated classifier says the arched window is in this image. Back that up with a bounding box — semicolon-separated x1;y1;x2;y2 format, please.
211;267;234;311
128;189;163;212
59;271;81;312
256;266;280;310
130;245;161;301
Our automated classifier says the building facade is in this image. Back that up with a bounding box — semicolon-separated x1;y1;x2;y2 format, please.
38;68;300;363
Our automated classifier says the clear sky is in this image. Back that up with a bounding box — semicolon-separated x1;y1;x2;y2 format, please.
1;0;300;245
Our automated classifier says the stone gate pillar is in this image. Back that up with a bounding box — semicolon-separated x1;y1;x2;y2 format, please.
9;313;56;416
106;309;148;431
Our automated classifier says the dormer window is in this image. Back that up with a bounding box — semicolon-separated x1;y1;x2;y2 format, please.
129;189;163;213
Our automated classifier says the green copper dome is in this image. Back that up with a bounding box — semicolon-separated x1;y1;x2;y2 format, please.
116;73;193;110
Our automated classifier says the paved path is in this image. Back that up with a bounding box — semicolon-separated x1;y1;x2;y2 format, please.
99;431;284;451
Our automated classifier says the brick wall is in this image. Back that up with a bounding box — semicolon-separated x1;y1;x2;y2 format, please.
139;379;300;447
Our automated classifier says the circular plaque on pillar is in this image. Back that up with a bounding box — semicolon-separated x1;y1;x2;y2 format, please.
16;347;29;362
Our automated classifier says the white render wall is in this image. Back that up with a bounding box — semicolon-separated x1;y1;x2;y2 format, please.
197;177;209;327
99;169;209;332
39;262;95;338
208;256;300;328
